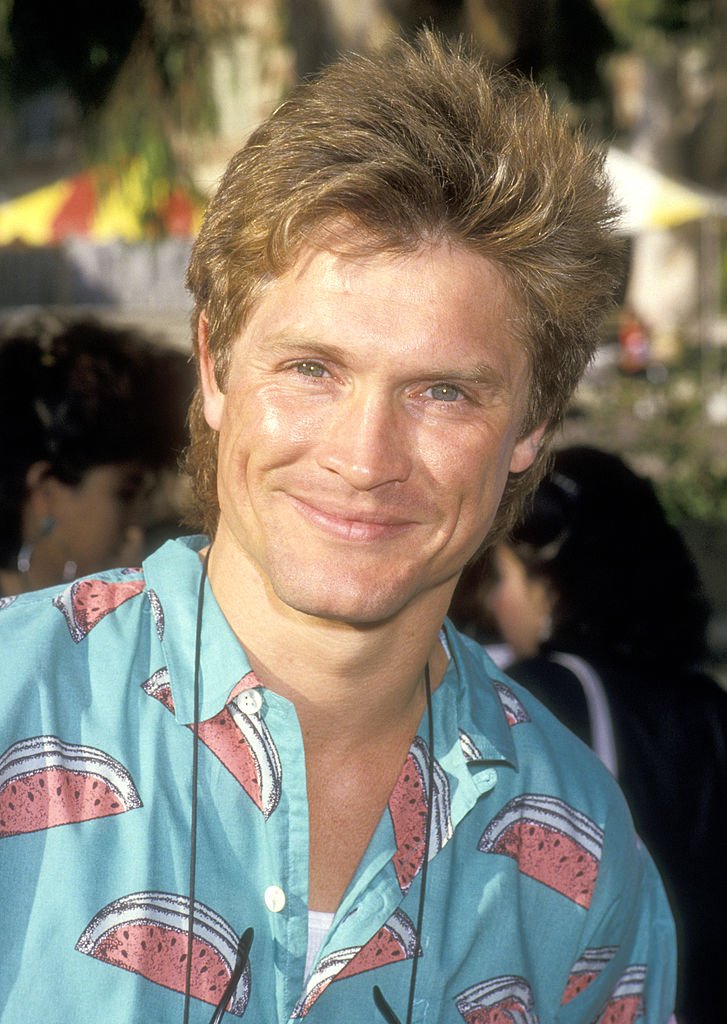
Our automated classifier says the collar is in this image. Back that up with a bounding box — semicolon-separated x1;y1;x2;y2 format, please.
143;536;256;725
143;536;519;776
439;620;519;773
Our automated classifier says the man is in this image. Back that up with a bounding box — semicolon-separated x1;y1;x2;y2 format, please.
0;32;674;1024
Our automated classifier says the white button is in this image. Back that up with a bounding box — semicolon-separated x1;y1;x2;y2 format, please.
236;689;263;714
264;885;286;913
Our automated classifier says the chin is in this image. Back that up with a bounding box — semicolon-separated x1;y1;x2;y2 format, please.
270;574;416;627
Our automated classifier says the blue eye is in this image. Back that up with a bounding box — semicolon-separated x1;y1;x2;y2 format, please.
296;361;327;378
429;383;461;402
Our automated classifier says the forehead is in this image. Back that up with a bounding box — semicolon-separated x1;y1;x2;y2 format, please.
235;238;529;382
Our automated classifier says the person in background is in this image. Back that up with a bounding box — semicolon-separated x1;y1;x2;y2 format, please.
0;314;192;597
452;444;726;1024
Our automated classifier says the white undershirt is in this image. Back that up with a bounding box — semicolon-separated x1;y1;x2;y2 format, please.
306;910;335;977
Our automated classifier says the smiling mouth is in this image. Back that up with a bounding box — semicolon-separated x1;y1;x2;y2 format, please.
287;495;418;542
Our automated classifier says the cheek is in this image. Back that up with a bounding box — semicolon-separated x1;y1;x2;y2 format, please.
225;392;324;466
91;501;127;545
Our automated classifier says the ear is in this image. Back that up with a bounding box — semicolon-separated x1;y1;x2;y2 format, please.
25;460;51;493
24;461;54;515
508;423;547;474
198;311;225;431
22;461;63;535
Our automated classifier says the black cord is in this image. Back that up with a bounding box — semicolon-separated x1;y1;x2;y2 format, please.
182;546;211;1024
207;927;254;1024
373;661;435;1024
184;557;433;1024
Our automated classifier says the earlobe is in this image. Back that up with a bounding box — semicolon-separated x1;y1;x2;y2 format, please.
198;311;225;431
24;461;54;516
509;424;547;474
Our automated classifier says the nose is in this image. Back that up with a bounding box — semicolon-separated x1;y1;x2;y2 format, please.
316;390;412;490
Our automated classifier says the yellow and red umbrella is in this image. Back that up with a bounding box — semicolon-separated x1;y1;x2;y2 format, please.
0;162;204;245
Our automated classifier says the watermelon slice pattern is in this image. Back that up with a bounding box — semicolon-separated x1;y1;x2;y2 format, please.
52;577;146;642
141;667;176;713
455;975;537;1023
478;794;604;908
147;588;165;641
493;682;530;727
76;890;250;1016
292;908;418;1018
597;966;647;1024
141;669;282;819
561;947;618;1004
459;730;483;763
0;735;142;837
389;736;452;892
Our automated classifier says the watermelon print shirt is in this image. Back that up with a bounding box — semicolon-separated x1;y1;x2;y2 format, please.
0;536;676;1023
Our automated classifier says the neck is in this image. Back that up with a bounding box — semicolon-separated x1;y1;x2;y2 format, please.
204;543;454;751
0;567;45;597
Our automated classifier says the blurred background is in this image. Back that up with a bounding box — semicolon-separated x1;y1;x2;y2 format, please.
0;0;725;669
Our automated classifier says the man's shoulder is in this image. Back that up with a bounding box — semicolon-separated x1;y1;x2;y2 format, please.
0;565;148;644
448;625;626;816
0;535;205;649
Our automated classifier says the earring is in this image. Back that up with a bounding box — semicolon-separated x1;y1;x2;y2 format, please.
538;612;553;643
16;516;56;574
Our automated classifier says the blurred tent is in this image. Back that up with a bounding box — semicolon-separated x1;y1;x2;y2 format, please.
605;148;727;372
605;147;727;234
0;162;204;245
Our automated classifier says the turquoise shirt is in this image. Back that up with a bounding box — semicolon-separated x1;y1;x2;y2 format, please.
0;536;675;1023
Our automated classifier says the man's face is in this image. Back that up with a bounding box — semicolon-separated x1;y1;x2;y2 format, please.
201;238;543;625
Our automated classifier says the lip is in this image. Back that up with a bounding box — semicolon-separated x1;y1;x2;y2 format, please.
287;495;418;542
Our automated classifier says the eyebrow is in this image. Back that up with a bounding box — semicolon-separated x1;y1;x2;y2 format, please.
263;331;512;391
264;333;348;361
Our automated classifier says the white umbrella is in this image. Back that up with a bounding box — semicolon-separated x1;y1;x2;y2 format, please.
605;147;727;234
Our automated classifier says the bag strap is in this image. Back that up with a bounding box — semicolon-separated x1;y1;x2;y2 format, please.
548;652;619;779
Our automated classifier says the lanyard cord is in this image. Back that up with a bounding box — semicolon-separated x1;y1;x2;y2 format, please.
406;661;435;1023
182;546;211;1024
184;548;434;1024
373;661;435;1024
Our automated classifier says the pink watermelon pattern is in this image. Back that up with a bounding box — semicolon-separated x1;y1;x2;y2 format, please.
292;908;418;1018
561;947;618;1004
53;577;146;642
75;890;250;1015
493;682;530;727
598;966;647;1024
478;794;604;908
141;670;282;819
141;668;176;713
389;736;452;892
0;735;142;837
455;975;537;1023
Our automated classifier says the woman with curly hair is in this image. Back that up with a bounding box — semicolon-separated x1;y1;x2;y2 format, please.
0;314;191;596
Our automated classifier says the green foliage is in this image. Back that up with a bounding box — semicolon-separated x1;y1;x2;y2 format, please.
607;0;692;45
0;0;225;215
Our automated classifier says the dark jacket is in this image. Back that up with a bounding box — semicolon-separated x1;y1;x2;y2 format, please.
507;650;727;1024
